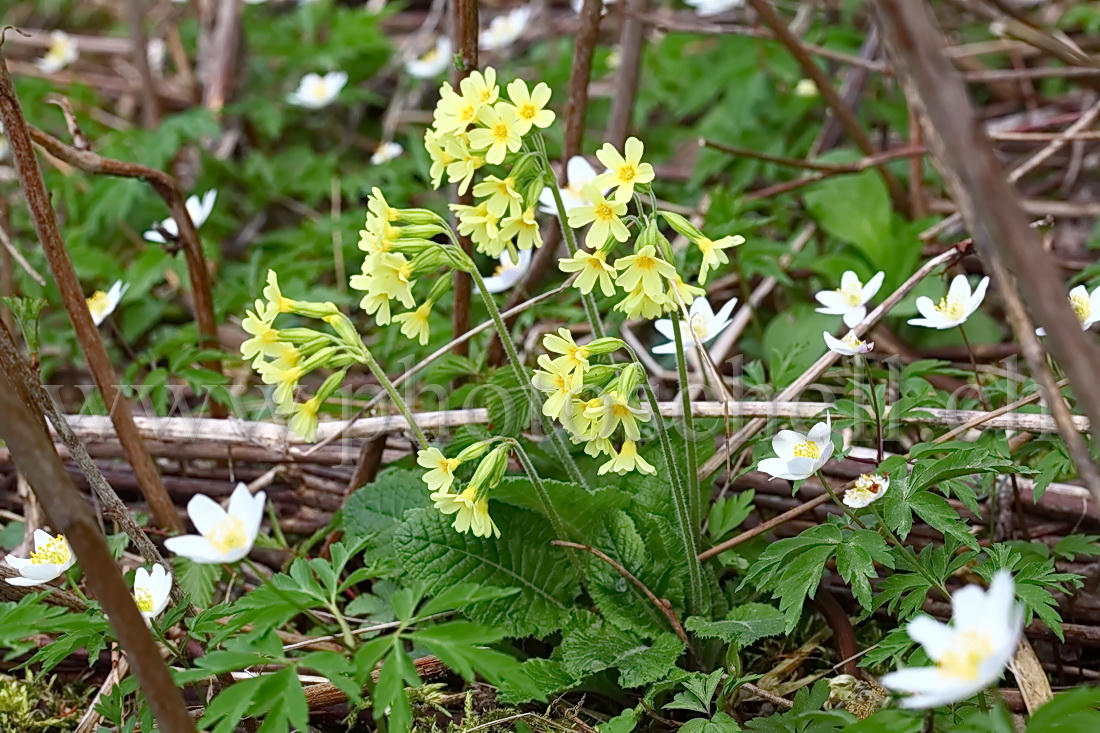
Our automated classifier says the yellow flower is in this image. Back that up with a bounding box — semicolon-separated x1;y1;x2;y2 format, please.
367;187;401;225
562;397;602;442
500;207;541;251
262;270;297;315
615;244;677;296
443;135;485;195
696;234;744;284
424;129;456;188
505;79;555;135
567;184;630;249
584;437;615;458
352;282;393;324
394;302;432;345
452;201;504;256
240;299;282;367
584;390;649;441
431;487;500;538
667;275;705;306
468;103;524;165
616;283;668;319
368;252;417;308
417;447;461;493
558;249;616;296
288;397;321;442
597;440;656;476
473;175;522;218
258;353;304;413
544;327;589;375
594;137;655;203
433;81;481;134
460;67;499;108
531;354;583;420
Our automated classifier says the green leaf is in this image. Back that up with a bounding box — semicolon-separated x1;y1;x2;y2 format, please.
175;556;222;608
910;492;978;548
484;366;533;437
491;476;629;540
708;490;755;540
559;620;685;689
1053;535;1100;561
394;506;579;636
843;709;923;732
343;468;432;551
684;603;785;648
666;669;725;714
681;713;743;733
1026;687;1100;732
412;621;542;698
835;530;894;610
803;158;891;267
743;524;842;631
374;646;418;733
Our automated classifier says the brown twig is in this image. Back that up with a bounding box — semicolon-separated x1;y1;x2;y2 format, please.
0;52;182;532
26;125;224;413
605;0;649;147
744;0;909;216
741;682;794;709
699;493;832;562
871;0;1100;508
0;363;194;730
702;139;926;174
553;540;696;660
123;0;161;127
450;0;479;357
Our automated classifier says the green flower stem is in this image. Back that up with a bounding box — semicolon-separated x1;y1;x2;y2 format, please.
671;317;702;530
958;324;990;411
866;502;950;599
465;261;589;488
325;600;357;650
537;145;606;341
242;557;349;650
861;356;884;463
625;345;705;616
352;346;429;451
508;438;570;544
815;472;868;530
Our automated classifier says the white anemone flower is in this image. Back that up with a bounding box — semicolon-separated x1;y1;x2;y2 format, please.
4;530;75;587
823;330;873;356
484;249;532;294
36;31;78;74
684;0;744;16
757;416;834;481
286;71;348;109
87;280;130;326
406;37;452;79
843;473;889;508
132;564;172;621
480;6;532;51
143;190;217;244
881;571;1023;709
538;156;609;217
814;270;885;328
1036;284;1100;336
370;141;404;166
570;0;613;14
652;297;737;355
907;274;990;330
164;483;266;564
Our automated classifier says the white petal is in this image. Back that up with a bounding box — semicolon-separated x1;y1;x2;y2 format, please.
965;276;990;318
913;296;939;320
243;490;267;546
17;563;63;582
163;535;226;564
756;457;793;480
806;421;831;444
143;229;166;244
783;456;817;480
566;156;598;184
823;332;853;355
713;298;738;324
690;296;715;322
842;306;865;329
6;576;49;587
33;529;53;549
840;270;860;291
950;584;990;631
814;291;847;311
4;555;31;571
861;271;885;302
814;440;834;468
947;274;972;305
771;430;804;460
186;493;227;536
653;319;676;339
651;340;678;355
906;615;952;661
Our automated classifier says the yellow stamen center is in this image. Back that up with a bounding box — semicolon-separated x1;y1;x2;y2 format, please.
837;282;863;307
87;291;110;318
492;123;511;142
30;535;70;566
793;441;820;460
842;332;863;349
1071;292;1090;323
134;588;155;613
938;630;993;680
518;103;537;121
633;255;656;271
594;202;616;222
618;165;636;183
935;295;965;321
208;516;247;555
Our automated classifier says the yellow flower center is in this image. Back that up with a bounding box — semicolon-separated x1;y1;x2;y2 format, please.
594;202;616;222
690;316;709;340
492;123;511;143
30;535;70;566
208;515;248;555
422;49;439;62
611;402;632;418
1071;292;1090;323
938;630;994;681
793;441;820;460
479;89;493;104
518;103;537;121
618;164;636;183
307;82;329;102
842;332;863;349
134;588;155;613
633;255;656;271
837;282;863;307
459;103;477;124
87;291;110;318
935;295;965;321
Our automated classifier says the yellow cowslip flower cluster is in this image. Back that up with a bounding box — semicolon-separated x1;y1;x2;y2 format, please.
556;137;744;319
425;68;554;262
240;270;364;442
416;442;504;538
350;187;454;345
529;329;652;475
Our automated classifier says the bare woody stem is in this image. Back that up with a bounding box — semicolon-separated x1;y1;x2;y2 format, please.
449;0;478;356
0;52;182;532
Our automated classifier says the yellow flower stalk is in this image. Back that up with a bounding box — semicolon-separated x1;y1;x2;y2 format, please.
505;79;555;135
567;184;630;249
594;137;655;203
558;249;617;296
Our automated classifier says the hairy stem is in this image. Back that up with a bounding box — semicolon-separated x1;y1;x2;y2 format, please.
672;318;702;530
354;347;429;450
